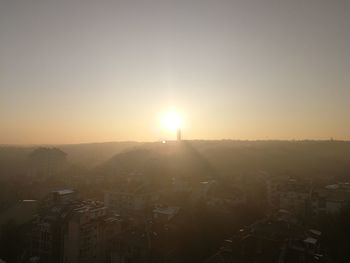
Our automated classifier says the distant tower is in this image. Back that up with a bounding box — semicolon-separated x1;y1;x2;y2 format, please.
177;128;182;141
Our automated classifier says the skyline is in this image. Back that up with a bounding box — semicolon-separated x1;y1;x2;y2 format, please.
1;0;350;144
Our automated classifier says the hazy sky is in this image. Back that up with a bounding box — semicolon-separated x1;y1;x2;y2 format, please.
1;0;349;144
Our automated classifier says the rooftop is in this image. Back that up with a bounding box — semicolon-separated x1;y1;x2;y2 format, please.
52;189;75;195
153;206;180;216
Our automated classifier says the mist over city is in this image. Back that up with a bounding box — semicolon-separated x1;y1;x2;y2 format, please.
1;0;350;262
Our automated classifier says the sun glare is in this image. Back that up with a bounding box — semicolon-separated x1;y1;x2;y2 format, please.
161;111;182;131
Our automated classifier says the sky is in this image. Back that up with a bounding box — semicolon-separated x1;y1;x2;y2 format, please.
1;0;349;144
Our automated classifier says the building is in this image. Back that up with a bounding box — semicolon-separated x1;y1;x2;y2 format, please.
202;182;246;213
153;206;180;222
176;128;181;141
29;189;121;263
266;178;314;215
0;199;38;229
311;183;350;214
104;185;160;216
266;178;283;208
204;211;324;263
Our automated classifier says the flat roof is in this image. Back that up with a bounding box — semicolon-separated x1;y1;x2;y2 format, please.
153;206;180;215
304;237;317;244
53;189;75;195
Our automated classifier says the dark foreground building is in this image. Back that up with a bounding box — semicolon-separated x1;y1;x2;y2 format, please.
204;210;324;263
29;189;121;263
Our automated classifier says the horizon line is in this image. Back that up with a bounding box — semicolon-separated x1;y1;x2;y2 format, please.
1;138;349;147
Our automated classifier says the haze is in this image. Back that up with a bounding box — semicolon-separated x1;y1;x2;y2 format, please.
1;0;350;144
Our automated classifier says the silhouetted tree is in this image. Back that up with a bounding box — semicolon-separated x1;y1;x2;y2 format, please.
28;147;67;178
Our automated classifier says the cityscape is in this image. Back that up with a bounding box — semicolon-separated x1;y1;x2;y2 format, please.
1;141;350;262
1;0;350;262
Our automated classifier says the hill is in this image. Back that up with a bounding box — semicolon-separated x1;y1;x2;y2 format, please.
58;141;139;167
0;141;139;178
97;140;350;183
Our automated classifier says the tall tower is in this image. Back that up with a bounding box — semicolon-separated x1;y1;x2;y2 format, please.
177;128;182;141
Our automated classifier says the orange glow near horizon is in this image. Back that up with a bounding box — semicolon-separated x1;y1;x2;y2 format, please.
1;1;350;144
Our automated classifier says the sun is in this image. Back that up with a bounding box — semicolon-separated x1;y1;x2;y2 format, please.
161;111;182;131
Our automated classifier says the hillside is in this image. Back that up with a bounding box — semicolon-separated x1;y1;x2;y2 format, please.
0;141;139;177
58;141;139;167
1;140;350;182
97;140;350;182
